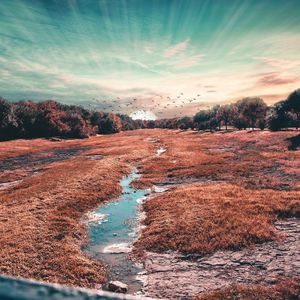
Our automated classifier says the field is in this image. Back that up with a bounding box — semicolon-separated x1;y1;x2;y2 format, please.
0;129;299;298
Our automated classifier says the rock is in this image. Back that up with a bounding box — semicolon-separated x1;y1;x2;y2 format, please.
49;137;62;142
113;233;118;236
142;218;300;299
108;281;128;293
102;243;131;254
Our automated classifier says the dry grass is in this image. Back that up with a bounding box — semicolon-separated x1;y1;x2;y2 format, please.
132;129;300;256
134;183;299;255
194;277;300;300
0;129;299;291
134;130;300;191
0;132;154;288
0;158;124;287
0;138;76;160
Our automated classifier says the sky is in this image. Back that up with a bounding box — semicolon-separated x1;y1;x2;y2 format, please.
1;0;300;119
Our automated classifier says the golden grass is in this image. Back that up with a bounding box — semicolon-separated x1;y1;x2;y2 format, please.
134;130;300;191
0;132;154;288
194;277;300;300
0;129;299;290
133;130;300;256
134;183;299;255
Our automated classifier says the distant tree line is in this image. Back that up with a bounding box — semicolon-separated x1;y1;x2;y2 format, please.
156;89;299;132
0;89;299;141
0;99;125;140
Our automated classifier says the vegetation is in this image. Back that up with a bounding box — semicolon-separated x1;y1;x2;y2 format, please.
267;90;300;131
195;277;300;300
135;182;299;255
133;129;299;255
0;99;132;140
0;129;299;296
157;90;298;132
0;131;154;288
0;89;299;141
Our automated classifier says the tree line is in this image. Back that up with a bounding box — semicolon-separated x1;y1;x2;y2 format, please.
156;89;299;131
0;89;299;141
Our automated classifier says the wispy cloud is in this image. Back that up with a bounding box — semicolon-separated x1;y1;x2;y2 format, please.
164;39;190;58
167;54;204;69
114;55;162;74
255;72;299;86
255;56;300;70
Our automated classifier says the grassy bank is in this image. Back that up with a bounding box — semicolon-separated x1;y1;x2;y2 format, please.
0;131;154;288
134;130;299;255
195;277;300;300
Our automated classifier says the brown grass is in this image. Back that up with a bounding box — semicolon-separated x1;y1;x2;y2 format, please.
134;183;299;255
133;130;300;256
134;130;300;191
194;277;300;300
0;132;154;288
0;129;299;290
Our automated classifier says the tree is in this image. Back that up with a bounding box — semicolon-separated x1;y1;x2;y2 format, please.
193;107;219;131
267;101;290;131
34;100;70;137
117;113;143;130
98;113;122;134
0;98;18;140
14;101;39;137
62;111;94;138
216;104;233;130
177;116;193;130
230;103;247;130
147;120;156;129
285;89;300;129
194;110;210;130
236;97;267;130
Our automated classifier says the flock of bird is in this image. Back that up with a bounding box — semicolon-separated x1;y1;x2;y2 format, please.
87;88;217;118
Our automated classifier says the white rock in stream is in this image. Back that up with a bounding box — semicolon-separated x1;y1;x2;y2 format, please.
156;147;166;156
152;185;169;193
136;196;147;204
108;281;128;293
102;243;131;254
86;212;108;224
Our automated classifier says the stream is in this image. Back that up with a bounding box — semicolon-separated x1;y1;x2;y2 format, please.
84;168;148;294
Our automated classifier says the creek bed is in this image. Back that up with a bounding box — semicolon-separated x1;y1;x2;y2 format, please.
84;168;148;294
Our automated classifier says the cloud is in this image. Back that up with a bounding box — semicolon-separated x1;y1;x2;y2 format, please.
164;39;190;58
170;54;204;69
256;72;298;86
144;45;153;54
255;56;300;70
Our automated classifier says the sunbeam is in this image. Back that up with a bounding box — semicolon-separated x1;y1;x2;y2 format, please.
1;0;300;117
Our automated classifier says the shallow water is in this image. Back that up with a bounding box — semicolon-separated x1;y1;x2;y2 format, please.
85;168;148;293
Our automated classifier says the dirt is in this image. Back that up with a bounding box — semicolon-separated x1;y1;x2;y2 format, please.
139;219;300;299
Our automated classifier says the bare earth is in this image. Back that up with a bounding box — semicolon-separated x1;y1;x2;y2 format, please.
139;219;300;299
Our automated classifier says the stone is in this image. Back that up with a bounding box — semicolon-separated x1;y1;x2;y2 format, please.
141;218;300;299
107;281;128;293
49;137;62;142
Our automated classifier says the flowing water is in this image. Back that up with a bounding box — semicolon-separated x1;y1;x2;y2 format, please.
85;168;148;293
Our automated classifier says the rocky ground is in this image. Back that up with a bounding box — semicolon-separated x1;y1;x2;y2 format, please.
139;219;300;299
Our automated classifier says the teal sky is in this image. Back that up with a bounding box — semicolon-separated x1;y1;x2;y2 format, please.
1;0;300;118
